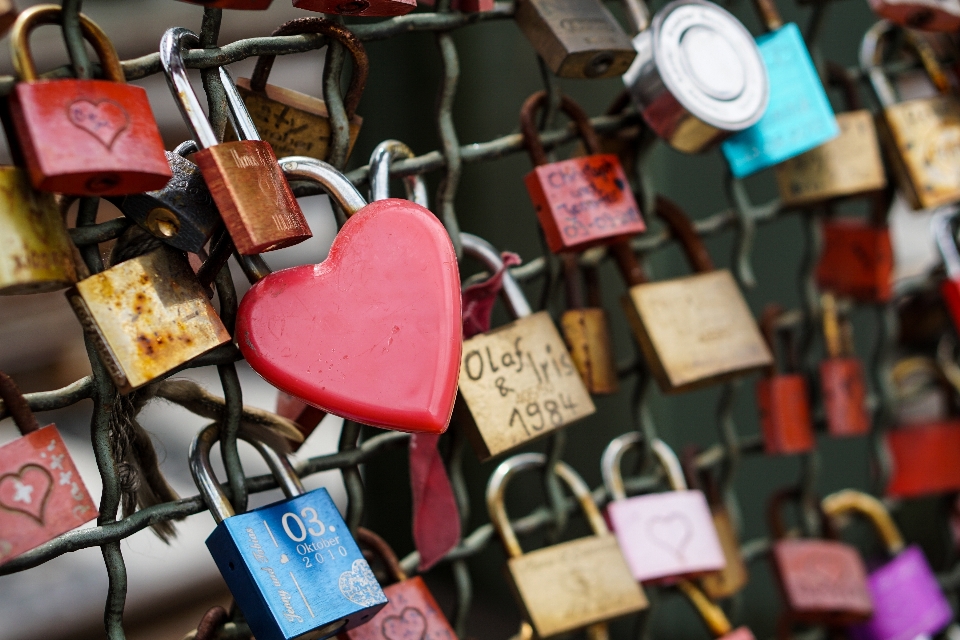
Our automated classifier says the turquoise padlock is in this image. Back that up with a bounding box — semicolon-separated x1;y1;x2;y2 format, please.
720;0;838;178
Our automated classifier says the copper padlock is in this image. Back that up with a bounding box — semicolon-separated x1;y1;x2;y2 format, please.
819;293;870;438
613;197;772;393
234;18;365;163
456;234;595;461
677;579;757;640
560;254;618;395
161;28;311;255
487;452;647;638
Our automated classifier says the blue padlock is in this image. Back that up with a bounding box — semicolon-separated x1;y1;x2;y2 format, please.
190;424;387;640
720;0;839;177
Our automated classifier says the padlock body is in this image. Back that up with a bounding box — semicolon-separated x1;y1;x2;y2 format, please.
340;576;456;640
505;535;647;638
606;490;726;583
0;166;77;295
770;539;872;625
177;0;273;6
559;308;619;394
10;79;171;195
756;375;815;454
277;392;327;451
524;154;645;253
514;0;636;79
207;488;387;640
0;425;97;565
457;311;596;461
722;23;839;178
622;270;773;393
941;277;960;335
820;357;870;437
67;247;231;394
700;507;749;599
234;79;363;162
816;220;893;303
878;96;960;210
885;421;960;497
868;0;960;33
850;545;951;640
291;0;416;16
775;110;886;206
194;140;311;255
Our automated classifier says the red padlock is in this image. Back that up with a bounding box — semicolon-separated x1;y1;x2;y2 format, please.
0;372;97;565
819;293;870;437
756;305;815;455
8;6;171;196
292;0;416;17
275;392;327;450
520;91;646;253
933;211;960;334
885;421;960;498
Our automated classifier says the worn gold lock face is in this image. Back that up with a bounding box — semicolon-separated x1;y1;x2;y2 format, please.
560;255;619;395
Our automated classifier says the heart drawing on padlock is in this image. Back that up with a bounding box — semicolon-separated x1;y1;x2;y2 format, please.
0;464;53;524
237;199;462;434
381;607;428;640
67;99;130;150
339;559;385;607
646;513;693;562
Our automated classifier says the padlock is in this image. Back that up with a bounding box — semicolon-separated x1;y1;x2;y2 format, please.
614;196;772;393
885;420;960;497
276;391;327;450
721;0;839;178
0;371;96;566
521;92;646;253
66;245;231;394
339;528;457;640
602;434;726;583
559;254;619;395
933;210;960;334
368;139;429;208
292;0;416;17
756;305;815;454
110;141;221;254
514;0;636;79
822;490;952;640
177;0;272;8
676;579;757;640
190;423;387;640
455;233;595;461
818;293;870;438
868;0;960;32
236;156;461;435
775;62;887;206
863;22;960;210
0;166;77;295
161;28;311;255
8;6;170;196
233;18;365;162
768;488;873;626
487;452;647;638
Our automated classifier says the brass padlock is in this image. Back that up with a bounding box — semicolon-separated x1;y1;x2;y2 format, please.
775;62;887;206
560;253;619;395
456;234;595;461
487;452;648;638
233;18;365;162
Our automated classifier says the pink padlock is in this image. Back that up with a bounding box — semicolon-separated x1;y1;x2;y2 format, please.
602;434;726;583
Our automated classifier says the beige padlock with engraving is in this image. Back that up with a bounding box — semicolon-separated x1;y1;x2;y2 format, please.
560;253;619;395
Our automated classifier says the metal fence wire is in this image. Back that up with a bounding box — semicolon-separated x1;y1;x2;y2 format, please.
0;1;950;639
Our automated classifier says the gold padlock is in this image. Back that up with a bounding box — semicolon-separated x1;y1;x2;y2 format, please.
487;452;648;638
456;234;595;461
560;253;619;395
0;166;76;295
775;62;887;207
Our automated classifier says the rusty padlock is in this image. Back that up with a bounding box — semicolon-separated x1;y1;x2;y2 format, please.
234;18;365;162
9;5;170;196
559;254;619;395
292;0;415;17
487;452;647;638
521;91;646;253
161;28;312;255
819;293;870;438
677;579;757;640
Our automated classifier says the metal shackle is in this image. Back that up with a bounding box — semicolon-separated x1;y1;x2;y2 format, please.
368;140;428;208
355;527;408;583
460;233;532;320
857;21;948;108
278;156;367;217
173;139;200;158
218;66;263;143
821;489;905;555
486;452;609;559
602;433;688;501
189;422;306;524
676;580;734;638
0;371;41;436
161;27;219;150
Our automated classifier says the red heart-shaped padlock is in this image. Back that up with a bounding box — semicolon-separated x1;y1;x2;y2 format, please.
236;199;461;434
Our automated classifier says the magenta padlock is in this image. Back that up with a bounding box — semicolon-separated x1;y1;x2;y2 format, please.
822;490;952;640
602;434;726;583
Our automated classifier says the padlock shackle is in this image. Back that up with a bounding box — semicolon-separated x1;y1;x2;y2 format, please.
620;0;651;34
278;156;367;217
160;27;220;150
356;527;408;583
821;489;905;555
11;5;125;84
583;263;604;308
602;434;688;500
236;254;272;285
460;233;532;319
189;422;306;524
767;486;812;540
654;196;715;274
562;253;586;310
520;91;602;167
219;66;263;143
821;293;842;359
751;0;784;32
760;304;798;376
368;140;428;208
860;21;897;108
248;17;368;120
486;452;607;559
174;139;200;158
0;371;41;436
610;241;649;287
933;210;960;280
825;61;862;112
676;579;734;638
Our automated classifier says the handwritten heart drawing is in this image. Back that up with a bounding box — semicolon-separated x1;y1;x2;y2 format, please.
646;513;693;562
67;99;129;149
381;607;428;640
237;199;462;434
339;559;385;608
0;464;52;524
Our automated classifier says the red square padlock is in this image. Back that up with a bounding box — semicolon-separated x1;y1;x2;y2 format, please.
816;220;893;303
